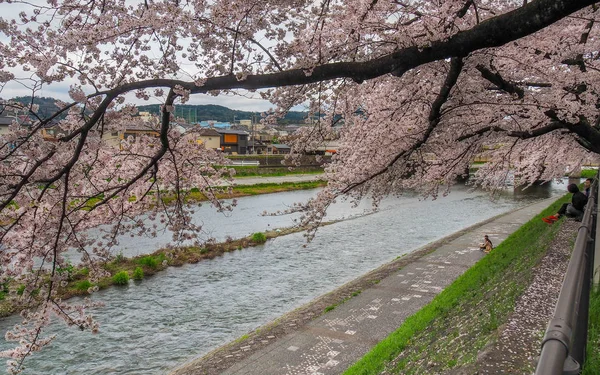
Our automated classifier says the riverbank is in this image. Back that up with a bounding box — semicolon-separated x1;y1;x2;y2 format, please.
0;178;326;318
0;182;568;374
169;195;570;375
346;197;570;374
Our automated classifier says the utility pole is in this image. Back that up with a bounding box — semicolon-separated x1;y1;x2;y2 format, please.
252;114;256;155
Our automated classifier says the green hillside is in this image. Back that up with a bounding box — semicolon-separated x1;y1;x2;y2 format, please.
4;97;308;125
137;104;308;124
7;96;66;120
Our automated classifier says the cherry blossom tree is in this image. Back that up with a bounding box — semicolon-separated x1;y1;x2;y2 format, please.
1;0;599;372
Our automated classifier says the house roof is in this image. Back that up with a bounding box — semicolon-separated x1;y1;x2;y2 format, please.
217;129;249;135
123;123;160;132
0;116;13;126
196;128;221;136
248;140;266;146
271;144;290;149
198;121;231;128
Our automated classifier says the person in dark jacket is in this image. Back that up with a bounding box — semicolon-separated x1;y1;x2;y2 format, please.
584;178;593;197
542;183;588;223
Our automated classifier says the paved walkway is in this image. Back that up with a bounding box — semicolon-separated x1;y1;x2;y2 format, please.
171;197;557;375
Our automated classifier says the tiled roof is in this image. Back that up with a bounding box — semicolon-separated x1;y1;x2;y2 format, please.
195;128;221;136
123;123;160;131
0;116;13;126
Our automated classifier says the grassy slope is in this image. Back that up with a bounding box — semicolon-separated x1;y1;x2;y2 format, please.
228;166;323;177
343;195;570;375
584;286;600;374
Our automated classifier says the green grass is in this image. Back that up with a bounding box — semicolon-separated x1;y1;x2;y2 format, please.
115;252;125;263
250;232;267;244
232;181;325;196
137;254;167;269
0;280;9;300
580;169;598;179
215;164;324;178
343;195;570;375
138;256;159;269
583;285;600;374
73;280;93;292
162;180;326;205
233;167;323;177
16;285;25;296
132;267;144;280
57;262;75;280
112;271;130;286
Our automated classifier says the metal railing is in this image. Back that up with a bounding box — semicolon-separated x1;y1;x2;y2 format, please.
535;179;597;375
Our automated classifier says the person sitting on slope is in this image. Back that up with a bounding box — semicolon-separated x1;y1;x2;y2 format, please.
479;235;493;253
542;183;588;223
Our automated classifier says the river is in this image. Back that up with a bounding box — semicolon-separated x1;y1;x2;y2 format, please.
0;182;568;374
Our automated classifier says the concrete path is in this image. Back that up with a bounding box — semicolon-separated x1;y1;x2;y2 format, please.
171;197;556;375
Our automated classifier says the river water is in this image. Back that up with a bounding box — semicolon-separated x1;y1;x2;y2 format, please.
0;182;568;374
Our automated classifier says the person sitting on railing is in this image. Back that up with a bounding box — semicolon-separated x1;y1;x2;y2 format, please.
542;183;588;224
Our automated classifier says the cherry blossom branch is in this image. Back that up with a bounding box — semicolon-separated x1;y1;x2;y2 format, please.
49;170;71;285
457;0;475;18
0;150;57;212
475;64;525;99
341;57;464;194
0;100;77;161
455;112;600;154
196;19;283;72
85;90;176;211
561;15;596;71
12;324;44;372
59;0;588;99
455;122;567;143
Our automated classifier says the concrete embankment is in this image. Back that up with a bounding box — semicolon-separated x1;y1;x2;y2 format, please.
170;197;559;375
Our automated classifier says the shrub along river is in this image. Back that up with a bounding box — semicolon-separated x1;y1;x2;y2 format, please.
0;182;568;374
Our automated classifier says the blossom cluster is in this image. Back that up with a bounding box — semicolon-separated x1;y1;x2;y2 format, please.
1;0;600;372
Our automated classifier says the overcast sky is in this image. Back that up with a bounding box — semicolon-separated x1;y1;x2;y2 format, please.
2;78;291;112
0;2;306;113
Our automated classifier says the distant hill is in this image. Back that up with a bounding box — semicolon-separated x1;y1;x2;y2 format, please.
6;96;65;120
3;97;308;125
137;104;308;124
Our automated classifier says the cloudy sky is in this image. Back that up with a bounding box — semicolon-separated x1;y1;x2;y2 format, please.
0;1;306;113
2;75;286;113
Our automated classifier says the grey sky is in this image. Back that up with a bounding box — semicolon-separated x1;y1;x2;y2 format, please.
0;1;303;113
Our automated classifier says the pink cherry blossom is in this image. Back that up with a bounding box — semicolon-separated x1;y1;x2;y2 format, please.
1;0;600;372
